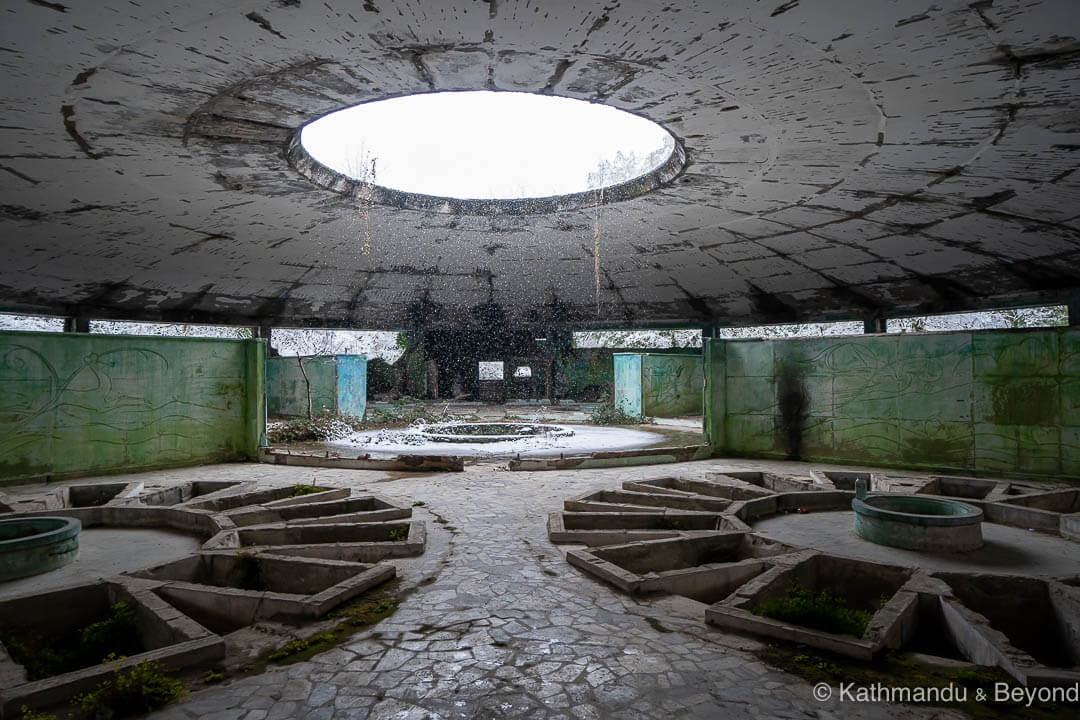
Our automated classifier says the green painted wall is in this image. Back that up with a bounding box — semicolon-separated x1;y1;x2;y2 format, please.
0;331;265;483
563;347;699;398
266;355;368;418
641;354;704;417
266;356;337;417
705;327;1080;477
614;353;704;418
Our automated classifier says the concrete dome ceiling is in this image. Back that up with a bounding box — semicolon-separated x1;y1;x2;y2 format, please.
1;0;1078;329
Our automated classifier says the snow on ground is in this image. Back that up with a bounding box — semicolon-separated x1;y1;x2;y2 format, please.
326;422;665;458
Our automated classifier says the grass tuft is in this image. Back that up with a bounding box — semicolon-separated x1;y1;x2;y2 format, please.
751;582;874;637
264;586;399;666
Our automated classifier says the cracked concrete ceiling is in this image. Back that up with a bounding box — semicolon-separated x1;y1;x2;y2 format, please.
1;0;1078;330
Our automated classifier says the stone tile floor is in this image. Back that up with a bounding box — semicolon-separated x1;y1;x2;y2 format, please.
16;459;969;719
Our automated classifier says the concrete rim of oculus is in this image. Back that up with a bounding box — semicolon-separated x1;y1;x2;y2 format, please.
290;90;686;215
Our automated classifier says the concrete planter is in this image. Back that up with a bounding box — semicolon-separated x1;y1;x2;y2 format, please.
0;516;81;582
853;495;983;553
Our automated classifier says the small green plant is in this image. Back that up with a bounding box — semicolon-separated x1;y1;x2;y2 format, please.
656;518;683;530
79;601;137;648
645;617;672;633
752;582;873;637
336;597;395;625
74;658;185;718
290;484;324;497
19;706;55;720
267;632;338;663
264;588;398;667
412;500;426;507
388;526;408;542
0;601;140;681
203;671;224;685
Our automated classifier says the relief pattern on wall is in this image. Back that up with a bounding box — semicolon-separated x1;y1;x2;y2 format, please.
716;328;1079;476
0;334;252;479
641;355;704;418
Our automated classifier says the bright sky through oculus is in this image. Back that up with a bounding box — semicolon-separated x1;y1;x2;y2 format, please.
300;91;676;200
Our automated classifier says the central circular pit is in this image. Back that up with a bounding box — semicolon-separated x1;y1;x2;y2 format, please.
418;422;575;444
852;495;984;553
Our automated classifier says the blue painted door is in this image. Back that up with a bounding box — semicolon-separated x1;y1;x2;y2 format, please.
336;355;368;418
613;353;642;417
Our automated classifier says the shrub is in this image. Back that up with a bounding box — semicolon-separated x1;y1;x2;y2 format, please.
79;601;136;649
74;658;185;718
266;411;364;443
752;582;874;637
588;395;648;425
367;357;396;394
290;483;325;497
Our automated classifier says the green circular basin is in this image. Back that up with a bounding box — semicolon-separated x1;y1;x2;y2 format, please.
852;495;983;552
0;516;82;582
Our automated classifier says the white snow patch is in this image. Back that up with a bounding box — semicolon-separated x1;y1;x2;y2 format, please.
0;313;64;332
271;329;405;363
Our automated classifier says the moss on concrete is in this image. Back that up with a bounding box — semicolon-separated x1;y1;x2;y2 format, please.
0;331;264;483
757;645;1068;720
705;327;1080;477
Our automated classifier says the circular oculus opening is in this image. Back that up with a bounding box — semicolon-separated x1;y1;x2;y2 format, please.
290;90;684;214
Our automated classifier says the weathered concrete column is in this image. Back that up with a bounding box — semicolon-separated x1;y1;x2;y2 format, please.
863;316;887;334
253;324;278;356
1068;295;1080;326
63;316;90;333
244;338;267;453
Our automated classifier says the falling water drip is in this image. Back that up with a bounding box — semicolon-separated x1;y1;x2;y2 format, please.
593;187;603;315
360;157;377;255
